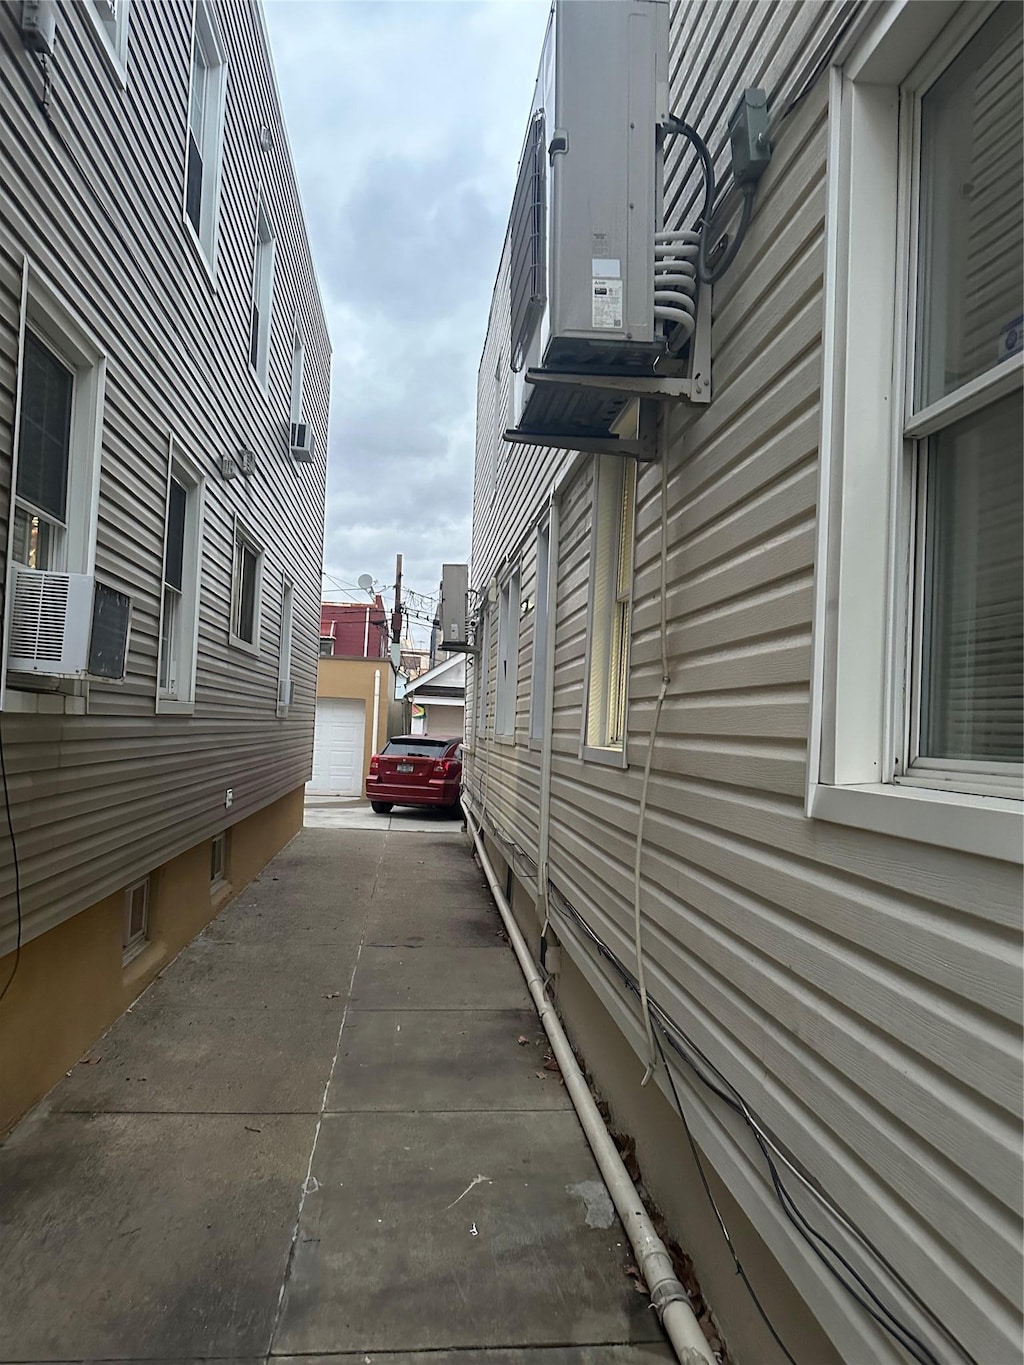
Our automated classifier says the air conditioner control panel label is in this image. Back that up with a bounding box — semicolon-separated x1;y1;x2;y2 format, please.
592;276;623;329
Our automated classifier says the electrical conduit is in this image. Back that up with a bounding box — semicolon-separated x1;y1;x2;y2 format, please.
463;804;716;1365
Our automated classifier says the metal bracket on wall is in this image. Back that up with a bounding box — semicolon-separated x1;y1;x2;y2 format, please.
503;400;659;462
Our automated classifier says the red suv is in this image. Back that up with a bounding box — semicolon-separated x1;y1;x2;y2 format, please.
365;736;463;816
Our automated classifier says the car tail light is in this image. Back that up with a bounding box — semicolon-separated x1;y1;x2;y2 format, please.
369;756;379;774
432;759;452;777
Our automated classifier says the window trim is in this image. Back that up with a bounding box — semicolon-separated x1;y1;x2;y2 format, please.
529;517;551;747
210;831;228;888
277;573;295;718
807;0;1022;863
473;603;490;746
122;876;149;962
3;260;106;711
155;441;205;716
581;455;635;767
495;566;520;741
290;322;305;426
229;517;264;656
182;0;227;279
83;0;131;86
249;200;276;392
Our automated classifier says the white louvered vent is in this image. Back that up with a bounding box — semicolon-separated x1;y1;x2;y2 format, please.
8;569;93;676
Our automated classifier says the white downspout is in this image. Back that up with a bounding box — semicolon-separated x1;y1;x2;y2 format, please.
536;493;560;933
364;606;370;658
372;668;381;753
464;804;716;1365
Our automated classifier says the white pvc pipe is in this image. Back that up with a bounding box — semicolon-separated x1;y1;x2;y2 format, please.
372;668;381;751
464;805;716;1365
536;494;560;933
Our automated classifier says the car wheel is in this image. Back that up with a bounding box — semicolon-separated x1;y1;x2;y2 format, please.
446;800;462;819
370;801;393;814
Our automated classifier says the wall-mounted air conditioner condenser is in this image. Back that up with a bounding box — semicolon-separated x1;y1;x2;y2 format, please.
8;568;132;680
509;0;669;436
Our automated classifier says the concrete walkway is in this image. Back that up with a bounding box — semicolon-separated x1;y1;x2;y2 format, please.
0;808;673;1363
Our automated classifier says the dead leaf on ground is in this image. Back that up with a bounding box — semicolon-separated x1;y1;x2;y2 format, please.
542;1048;561;1073
516;1035;529;1046
624;1264;649;1296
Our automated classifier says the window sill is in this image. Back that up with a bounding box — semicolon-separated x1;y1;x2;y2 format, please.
156;698;195;716
228;633;261;658
495;732;515;746
276;704;290;720
248;364;270;400
807;781;1022;864
182;214;218;288
3;688;86;716
582;743;627;770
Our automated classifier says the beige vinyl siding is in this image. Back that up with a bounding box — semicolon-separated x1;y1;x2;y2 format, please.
466;1;1022;1360
0;0;329;954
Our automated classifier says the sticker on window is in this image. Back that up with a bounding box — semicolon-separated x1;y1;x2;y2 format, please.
592;277;623;329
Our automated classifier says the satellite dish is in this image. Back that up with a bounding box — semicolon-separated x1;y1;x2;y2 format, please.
357;573;374;592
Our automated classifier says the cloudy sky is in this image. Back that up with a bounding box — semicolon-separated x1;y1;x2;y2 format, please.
264;0;550;642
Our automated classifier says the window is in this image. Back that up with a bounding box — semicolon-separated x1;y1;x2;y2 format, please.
809;0;1022;859
584;456;636;757
277;576;294;714
474;605;490;743
157;449;204;711
230;522;263;652
250;203;275;387
210;832;228;887
122;877;149;960
84;0;131;82
495;568;520;738
290;327;305;426
530;518;551;742
319;635;334;658
184;0;227;267
7;266;105;597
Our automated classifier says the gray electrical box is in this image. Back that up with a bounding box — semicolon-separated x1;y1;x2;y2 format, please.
510;0;669;434
20;0;57;53
438;564;469;652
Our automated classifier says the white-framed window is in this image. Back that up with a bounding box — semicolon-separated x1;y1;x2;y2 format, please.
229;520;263;653
249;201;275;388
210;831;228;887
319;634;334;658
530;517;551;743
184;0;227;270
84;0;131;84
809;0;1022;862
277;574;295;715
583;455;636;761
474;605;490;744
157;445;204;712
495;567;520;739
290;326;305;426
122;876;149;961
493;353;505;486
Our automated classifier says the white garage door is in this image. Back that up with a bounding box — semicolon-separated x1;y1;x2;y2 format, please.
308;698;366;795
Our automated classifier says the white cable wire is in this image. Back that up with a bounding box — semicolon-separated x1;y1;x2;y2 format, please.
633;448;671;1086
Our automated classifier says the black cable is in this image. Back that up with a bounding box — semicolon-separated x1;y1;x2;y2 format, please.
0;582;24;1009
653;1024;800;1365
663;116;757;286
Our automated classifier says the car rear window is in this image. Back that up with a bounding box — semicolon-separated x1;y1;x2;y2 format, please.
381;739;450;757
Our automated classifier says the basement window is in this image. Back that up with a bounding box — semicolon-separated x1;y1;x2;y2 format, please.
210;831;229;888
122;878;149;961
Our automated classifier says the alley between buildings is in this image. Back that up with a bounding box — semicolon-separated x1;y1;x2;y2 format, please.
0;812;673;1364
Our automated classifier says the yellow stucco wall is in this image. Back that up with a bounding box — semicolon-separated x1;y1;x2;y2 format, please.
0;786;304;1135
316;657;394;759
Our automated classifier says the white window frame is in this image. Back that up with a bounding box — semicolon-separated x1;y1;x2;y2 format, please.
156;442;204;715
277;573;295;717
122;876;149;962
183;0;227;277
807;0;1022;864
83;0;131;85
249;200;276;391
473;604;490;746
210;831;228;888
495;566;520;741
290;323;305;427
529;516;551;746
582;455;635;767
3;261;106;712
229;517;264;656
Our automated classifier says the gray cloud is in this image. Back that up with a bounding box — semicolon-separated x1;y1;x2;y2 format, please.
264;0;549;636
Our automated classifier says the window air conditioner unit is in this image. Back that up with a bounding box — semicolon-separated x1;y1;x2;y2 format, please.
290;421;314;462
8;569;132;680
19;0;57;55
504;0;708;457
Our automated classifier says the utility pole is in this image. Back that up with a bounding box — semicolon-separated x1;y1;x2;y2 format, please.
391;553;403;646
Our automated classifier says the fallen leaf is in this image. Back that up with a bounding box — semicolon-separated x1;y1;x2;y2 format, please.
516;1035;529;1046
624;1264;650;1296
542;1048;560;1073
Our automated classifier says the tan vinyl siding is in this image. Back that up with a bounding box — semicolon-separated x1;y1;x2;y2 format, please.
467;1;1022;1360
0;0;330;954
